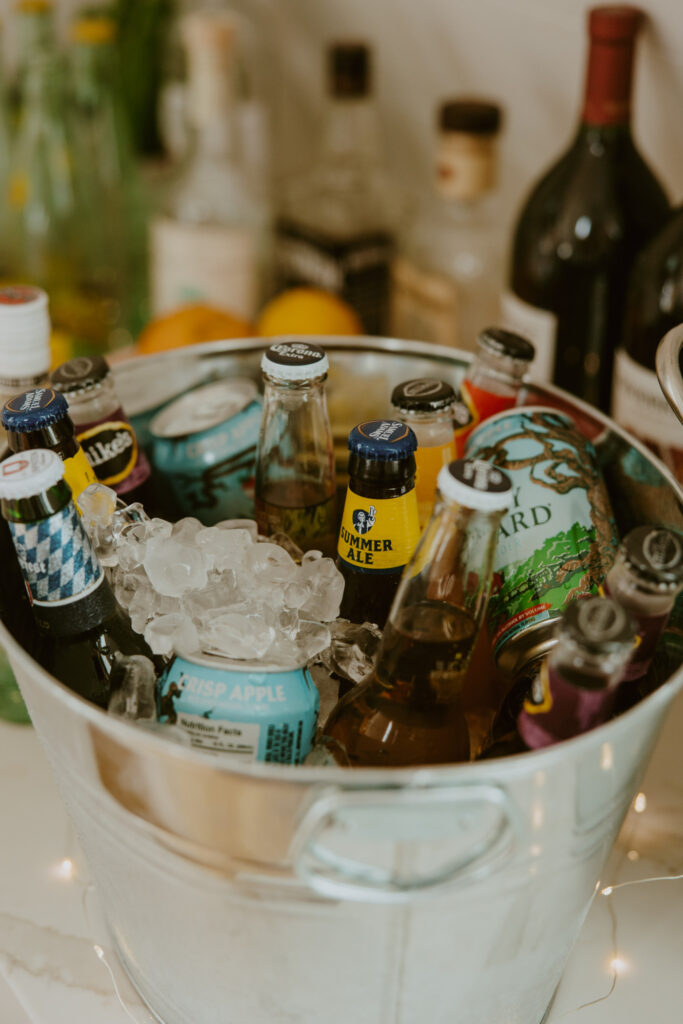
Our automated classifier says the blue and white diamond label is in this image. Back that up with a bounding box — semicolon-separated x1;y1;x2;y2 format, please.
9;503;103;606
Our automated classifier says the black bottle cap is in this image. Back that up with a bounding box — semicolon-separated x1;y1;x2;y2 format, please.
328;42;370;98
477;327;535;363
560;596;635;654
2;387;69;431
391;378;456;413
51;355;110;394
439;99;502;135
621;526;683;589
348;420;417;461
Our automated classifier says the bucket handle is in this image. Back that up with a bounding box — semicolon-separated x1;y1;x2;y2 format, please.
656;325;683;427
291;783;522;904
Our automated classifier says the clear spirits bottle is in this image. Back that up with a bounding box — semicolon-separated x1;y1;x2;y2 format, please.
392;99;503;352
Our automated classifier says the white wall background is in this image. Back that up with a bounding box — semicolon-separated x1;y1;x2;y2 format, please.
2;0;682;229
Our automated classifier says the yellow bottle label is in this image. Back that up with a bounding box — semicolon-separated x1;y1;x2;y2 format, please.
63;447;98;504
337;487;420;571
415;440;456;525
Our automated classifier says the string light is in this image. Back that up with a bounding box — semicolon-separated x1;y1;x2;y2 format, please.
627;850;640;862
52;857;75;881
609;956;629;976
633;792;647;813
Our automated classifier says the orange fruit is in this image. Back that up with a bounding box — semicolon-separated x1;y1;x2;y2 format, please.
256;288;362;337
136;304;253;355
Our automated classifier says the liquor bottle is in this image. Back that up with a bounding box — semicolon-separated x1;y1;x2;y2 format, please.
482;596;635;758
391;99;503;352
390;378;456;526
2;387;97;504
276;42;396;335
503;5;670;411
254;342;336;557
150;9;270;321
337;420;420;628
611;207;683;480
68;8;149;347
0;448;157;709
325;458;513;766
602;526;683;681
453;326;534;457
50;355;157;510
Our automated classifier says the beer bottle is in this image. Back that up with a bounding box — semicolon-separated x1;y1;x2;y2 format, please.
337;419;421;628
326;458;513;766
2;387;97;505
255;341;336;557
482;596;635;758
453;326;534;456
390;377;456;527
0;448;157;709
50;355;157;510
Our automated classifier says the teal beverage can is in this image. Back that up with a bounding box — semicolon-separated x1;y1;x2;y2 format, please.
150;379;261;524
157;652;320;764
465;406;619;675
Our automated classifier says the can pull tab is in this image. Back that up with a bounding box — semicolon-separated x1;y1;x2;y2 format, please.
290;783;522;904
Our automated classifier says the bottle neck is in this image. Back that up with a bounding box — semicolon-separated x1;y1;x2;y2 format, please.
318;95;382;168
581;32;637;127
185;44;239;159
59;377;120;426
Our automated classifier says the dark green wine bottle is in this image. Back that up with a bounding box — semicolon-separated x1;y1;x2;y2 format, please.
0;447;157;709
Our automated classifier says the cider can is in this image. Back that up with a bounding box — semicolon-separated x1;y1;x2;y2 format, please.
465;406;619;675
150;378;261;524
157;651;320;764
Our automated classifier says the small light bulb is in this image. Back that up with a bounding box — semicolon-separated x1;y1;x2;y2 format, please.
94;945;105;960
633;793;647;814
602;886;613;896
610;956;628;975
627;850;640;862
52;858;74;881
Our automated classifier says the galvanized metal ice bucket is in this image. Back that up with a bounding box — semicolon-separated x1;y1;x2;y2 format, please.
2;336;682;1024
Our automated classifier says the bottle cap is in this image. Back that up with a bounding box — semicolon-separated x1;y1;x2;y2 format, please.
2;387;69;432
588;6;642;42
348;420;417;461
0;285;51;383
437;459;513;512
477;327;535;363
0;448;64;501
261;341;329;381
560;596;635;654
329;42;370;98
620;526;683;590
391;378;456;413
439;99;502;135
51;355;110;394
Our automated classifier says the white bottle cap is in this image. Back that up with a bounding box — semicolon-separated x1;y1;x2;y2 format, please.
437;458;513;512
0;286;51;384
0;448;65;501
261;341;329;381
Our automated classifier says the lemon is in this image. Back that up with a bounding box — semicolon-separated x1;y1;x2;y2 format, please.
136;304;253;355
256;288;362;337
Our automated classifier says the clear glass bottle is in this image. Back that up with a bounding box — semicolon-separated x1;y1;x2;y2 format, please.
0;448;157;709
8;0;55;129
68;8;149;347
392;99;503;352
453;326;535;456
254;342;336;557
483;595;635;757
603;526;683;681
150;9;270;321
276;42;396;335
390;378;456;526
326;458;513;766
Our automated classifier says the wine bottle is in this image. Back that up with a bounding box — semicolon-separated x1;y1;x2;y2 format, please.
611;207;683;480
503;5;669;411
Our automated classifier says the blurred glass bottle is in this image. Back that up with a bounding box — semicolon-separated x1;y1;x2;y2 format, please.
8;0;55;129
391;99;504;352
150;9;270;322
325;458;513;766
276;42;396;335
0;23;12;278
255;342;336;557
68;8;149;348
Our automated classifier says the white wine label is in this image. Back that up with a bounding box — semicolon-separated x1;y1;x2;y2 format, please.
151;217;259;320
611;348;683;448
390;258;460;348
500;290;557;382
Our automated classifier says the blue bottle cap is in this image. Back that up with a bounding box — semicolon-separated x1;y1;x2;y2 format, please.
2;387;69;432
348;420;418;461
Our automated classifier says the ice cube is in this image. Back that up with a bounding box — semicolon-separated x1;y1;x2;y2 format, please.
216;518;258;540
143;537;208;597
117;522;148;572
78;483;118;565
244;543;298;584
172;517;203;543
113;566;149;611
328;619;381;684
267;532;304;563
144;518;173;541
108;655;157;720
302;549;323;565
299;557;345;621
128;583;156;634
144;613;199;658
195;526;253;572
200;609;275;660
296;620;332;661
182;573;238;622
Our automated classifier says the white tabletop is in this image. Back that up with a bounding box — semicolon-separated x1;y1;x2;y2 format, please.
1;692;682;1024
